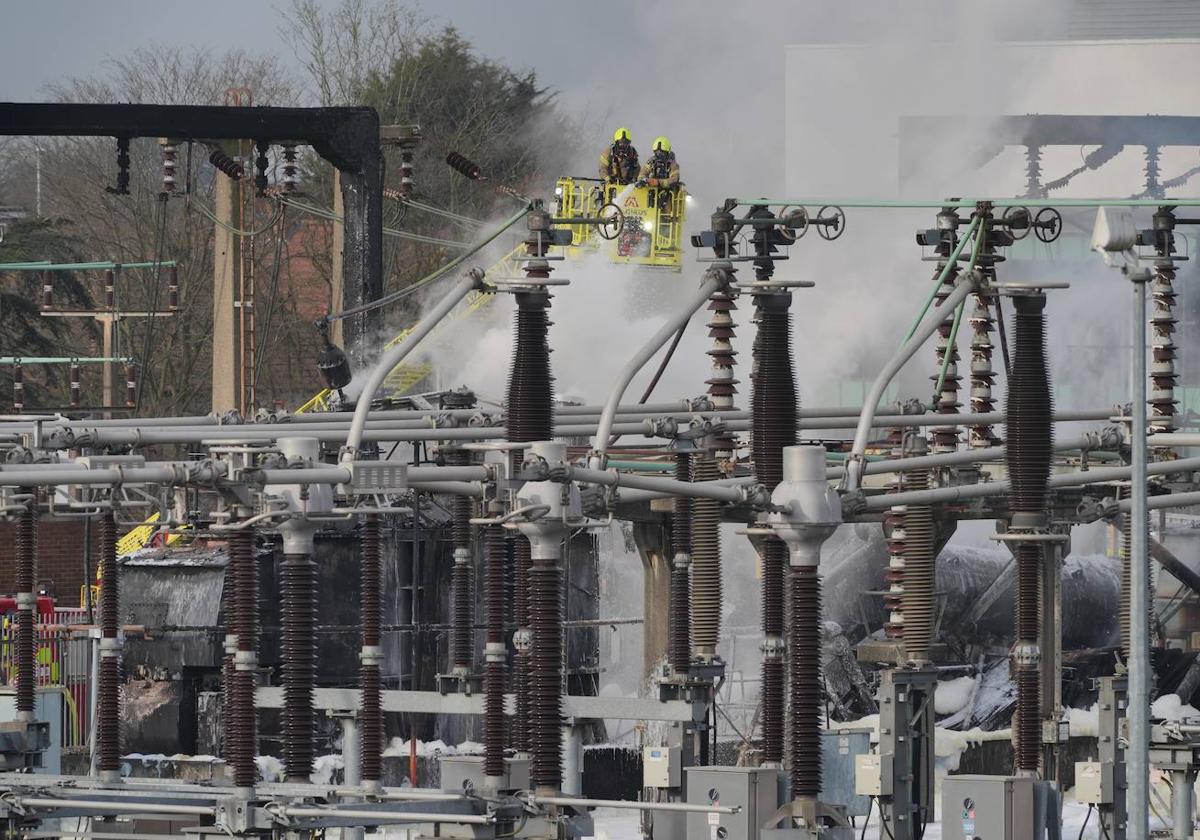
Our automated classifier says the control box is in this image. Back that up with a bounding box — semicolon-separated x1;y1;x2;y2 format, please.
686;766;781;840
439;755;529;794
941;775;1060;840
642;745;681;788
855;753;882;796
1074;761;1104;805
821;731;871;816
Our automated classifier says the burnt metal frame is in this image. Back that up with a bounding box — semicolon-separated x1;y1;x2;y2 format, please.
898;114;1200;192
0;102;383;348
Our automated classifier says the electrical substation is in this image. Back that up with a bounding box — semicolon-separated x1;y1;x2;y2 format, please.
4;15;1200;840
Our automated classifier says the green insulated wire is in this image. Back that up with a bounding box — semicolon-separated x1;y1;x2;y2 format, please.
731;196;1200;209
931;221;987;405
900;214;981;347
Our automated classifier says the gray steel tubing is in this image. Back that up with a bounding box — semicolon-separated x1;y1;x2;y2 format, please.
1122;492;1200;512
590;271;728;466
846;229;981;489
1149;433;1200;446
333;787;464;802
861;454;1200;512
566;465;744;502
614;475;756;504
407;481;484;497
281;807;491;826
528;794;738;815
9;409;1120;441
52;420;754;447
0;466;181;487
826;432;1118;479
20;799;216;817
345;272;482;457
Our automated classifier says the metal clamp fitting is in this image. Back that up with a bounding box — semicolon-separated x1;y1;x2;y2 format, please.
1012;642;1041;667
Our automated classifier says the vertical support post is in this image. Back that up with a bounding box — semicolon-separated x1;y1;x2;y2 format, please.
337;156;383;358
1039;535;1066;782
1128;271;1150;840
212;162;240;414
339;713;365;840
330;168;345;350
100;317;114;416
1171;768;1195;840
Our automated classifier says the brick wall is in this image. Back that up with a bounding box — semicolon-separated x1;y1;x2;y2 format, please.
0;517;99;604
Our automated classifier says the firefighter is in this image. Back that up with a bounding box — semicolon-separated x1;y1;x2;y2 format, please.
599;127;640;185
637;136;680;192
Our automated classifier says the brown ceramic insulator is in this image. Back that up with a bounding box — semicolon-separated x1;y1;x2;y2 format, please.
969;293;999;447
1150;265;1178;434
511;535;531;753
669;453;692;675
359;514;382;784
751;293;796;768
528;560;563;790
227;529;258;789
900;476;935;663
1004;292;1052;775
884;470;908;640
1015;664;1040;772
1005;295;1053;515
222;569;235;766
97;655;121;772
761;657;785;766
760;541;787;767
932;262;962;452
446;449;475;671
506;291;555;445
97;512;122;773
751;296;798;490
706;291;740;404
790;567;821;797
281;552;316;781
690;455;723;658
15;494;36;717
483;525;507;777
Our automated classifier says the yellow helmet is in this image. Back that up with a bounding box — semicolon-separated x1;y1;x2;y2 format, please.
652;136;671;153
613;127;632;143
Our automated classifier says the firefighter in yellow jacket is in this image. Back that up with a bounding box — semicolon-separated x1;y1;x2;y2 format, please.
599;127;640;185
637;136;680;189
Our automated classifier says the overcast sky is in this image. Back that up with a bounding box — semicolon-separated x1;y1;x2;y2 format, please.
0;1;1074;204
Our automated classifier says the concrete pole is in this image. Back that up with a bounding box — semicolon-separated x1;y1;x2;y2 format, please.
1128;270;1150;840
212;157;240;414
330;168;345;349
340;714;365;840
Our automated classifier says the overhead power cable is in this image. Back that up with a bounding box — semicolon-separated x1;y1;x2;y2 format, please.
321;204;529;325
277;196;470;250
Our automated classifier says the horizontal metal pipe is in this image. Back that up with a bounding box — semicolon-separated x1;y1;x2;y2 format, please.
1149;433;1200;447
407;480;484;497
566;465;746;502
2;406;1119;437
528;794;739;815
1119;491;1200;512
827;431;1120;479
282;806;491;825
862;454;1200;511
333;787;465;802
20;798;216;817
